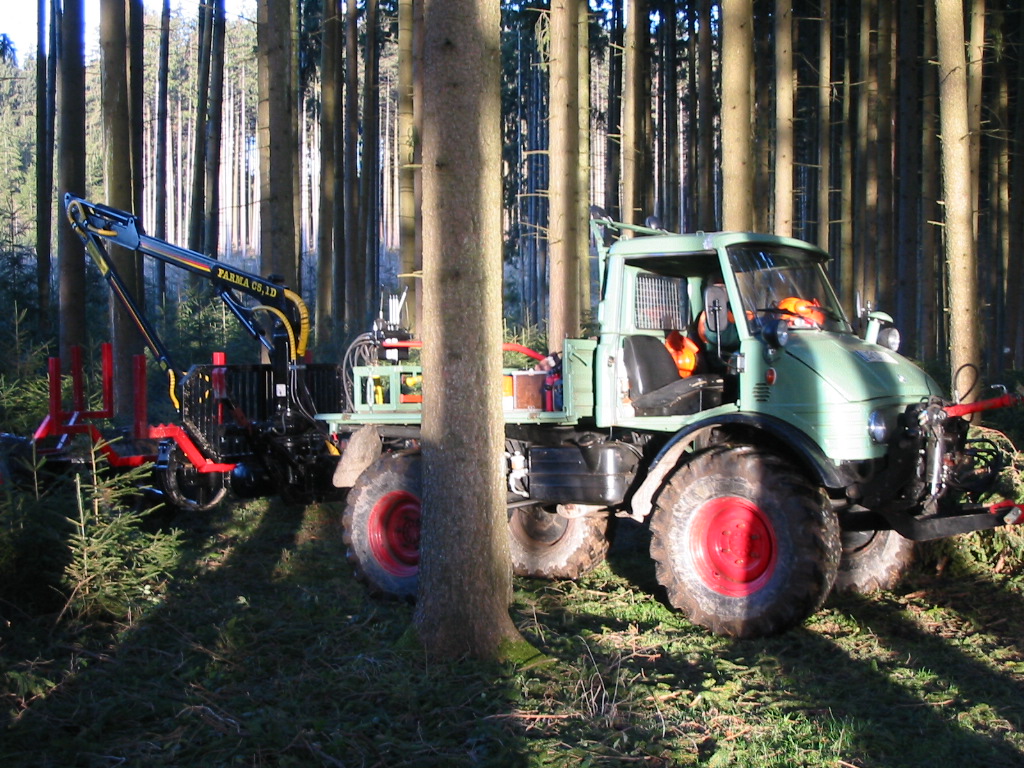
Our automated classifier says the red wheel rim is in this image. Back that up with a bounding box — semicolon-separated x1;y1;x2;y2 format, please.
689;496;776;597
368;490;421;576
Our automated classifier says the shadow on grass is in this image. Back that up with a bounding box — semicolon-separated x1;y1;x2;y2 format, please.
2;499;533;768
512;520;1024;767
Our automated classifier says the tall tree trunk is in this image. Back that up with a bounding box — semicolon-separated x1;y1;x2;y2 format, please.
696;0;715;230
317;0;341;342
344;0;361;326
620;0;647;225
921;0;941;361
257;0;296;281
397;0;417;332
895;0;921;340
720;0;754;231
577;0;591;314
603;0;622;218
773;0;793;236
58;0;87;361
968;0;985;240
291;0;302;291
1010;8;1024;366
204;0;226;260
154;0;171;302
816;0;831;254
414;0;525;661
35;0;53;335
854;0;877;308
874;0;894;310
660;1;678;232
935;0;981;396
548;0;580;348
189;1;213;256
359;0;380;315
100;0;141;425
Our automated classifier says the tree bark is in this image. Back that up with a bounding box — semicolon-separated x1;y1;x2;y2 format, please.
603;0;622;219
359;0;380;314
577;0;591;314
773;0;793;236
100;0;142;425
57;0;87;362
317;0;340;342
344;0;361;325
257;0;297;282
935;0;981;396
816;0;831;254
548;0;580;348
204;0;227;261
720;0;754;231
154;0;171;302
696;0;715;230
35;0;53;335
620;0;647;225
397;0;417;332
414;0;525;660
189;0;213;256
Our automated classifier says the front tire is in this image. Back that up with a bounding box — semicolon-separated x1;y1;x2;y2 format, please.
834;529;915;594
343;454;421;598
649;445;840;638
508;504;610;579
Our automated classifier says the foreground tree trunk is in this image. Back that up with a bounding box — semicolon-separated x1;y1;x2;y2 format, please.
934;0;981;396
414;0;526;660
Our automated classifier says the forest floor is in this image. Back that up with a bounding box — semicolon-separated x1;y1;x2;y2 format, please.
3;497;1024;768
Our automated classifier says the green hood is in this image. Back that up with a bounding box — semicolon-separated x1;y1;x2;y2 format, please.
781;332;942;404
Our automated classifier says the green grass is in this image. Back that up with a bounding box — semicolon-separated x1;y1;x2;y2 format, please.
4;502;1024;767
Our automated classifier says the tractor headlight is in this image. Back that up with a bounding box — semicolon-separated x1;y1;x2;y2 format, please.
868;410;888;444
763;318;790;349
877;326;901;352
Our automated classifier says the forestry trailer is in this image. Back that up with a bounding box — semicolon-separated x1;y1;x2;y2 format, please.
12;194;1024;638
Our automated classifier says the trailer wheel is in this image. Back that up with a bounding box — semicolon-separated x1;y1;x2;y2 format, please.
508;505;610;579
833;529;915;595
343;454;421;599
156;444;227;512
649;445;840;638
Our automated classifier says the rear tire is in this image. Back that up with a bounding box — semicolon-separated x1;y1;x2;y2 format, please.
649;445;840;638
343;454;421;598
834;529;915;594
508;505;610;579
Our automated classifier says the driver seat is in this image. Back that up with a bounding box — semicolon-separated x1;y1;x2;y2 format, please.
622;335;723;417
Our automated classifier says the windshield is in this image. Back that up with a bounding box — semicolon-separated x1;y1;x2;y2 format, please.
727;244;851;334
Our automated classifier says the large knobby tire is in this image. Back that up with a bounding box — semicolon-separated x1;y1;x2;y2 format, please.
649;445;840;638
833;529;915;595
508;505;610;579
342;454;421;599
